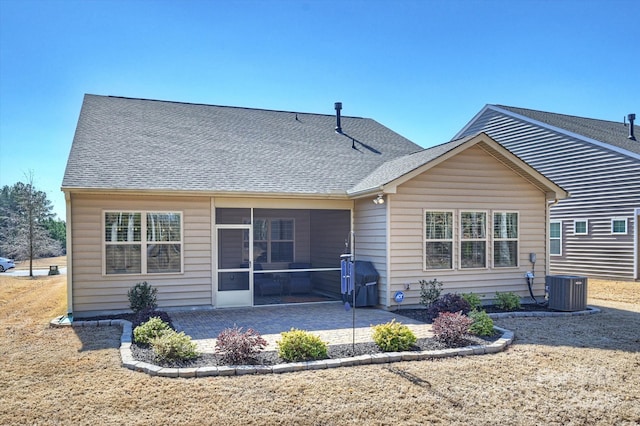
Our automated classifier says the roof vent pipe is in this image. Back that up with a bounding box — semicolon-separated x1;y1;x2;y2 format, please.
335;102;343;134
628;113;636;141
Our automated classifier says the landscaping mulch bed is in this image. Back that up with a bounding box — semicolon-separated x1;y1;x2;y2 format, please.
87;308;504;369
394;303;553;323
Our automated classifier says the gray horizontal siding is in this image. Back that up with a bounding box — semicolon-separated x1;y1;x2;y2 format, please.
462;109;640;279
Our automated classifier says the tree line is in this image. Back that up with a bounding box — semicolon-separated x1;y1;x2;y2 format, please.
0;180;66;262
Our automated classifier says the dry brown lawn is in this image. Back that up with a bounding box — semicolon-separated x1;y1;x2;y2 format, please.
13;255;67;270
1;270;638;425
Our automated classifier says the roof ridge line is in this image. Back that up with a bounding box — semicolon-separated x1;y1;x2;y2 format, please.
493;104;637;127
85;93;366;119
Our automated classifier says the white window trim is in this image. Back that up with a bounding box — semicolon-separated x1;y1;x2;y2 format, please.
459;210;488;270
251;217;296;264
493;211;519;268
550;220;562;256
573;219;589;235
103;210;184;276
423;209;455;271
611;218;628;235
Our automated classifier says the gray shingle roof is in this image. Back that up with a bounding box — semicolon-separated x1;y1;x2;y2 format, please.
62;95;422;195
494;105;640;155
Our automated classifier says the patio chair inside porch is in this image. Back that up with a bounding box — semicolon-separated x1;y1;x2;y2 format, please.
253;263;283;296
288;262;313;294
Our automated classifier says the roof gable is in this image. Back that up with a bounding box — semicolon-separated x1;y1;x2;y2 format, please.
350;133;568;200
62;95;422;196
456;105;640;159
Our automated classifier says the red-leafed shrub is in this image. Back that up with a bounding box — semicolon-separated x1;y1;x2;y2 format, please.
426;293;472;321
215;326;268;365
432;311;473;347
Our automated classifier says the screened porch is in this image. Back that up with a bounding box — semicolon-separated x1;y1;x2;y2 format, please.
215;207;351;307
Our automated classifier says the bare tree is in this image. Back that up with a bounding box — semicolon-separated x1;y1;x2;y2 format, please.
0;172;62;277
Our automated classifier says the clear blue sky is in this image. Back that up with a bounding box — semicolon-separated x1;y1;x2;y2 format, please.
1;0;637;220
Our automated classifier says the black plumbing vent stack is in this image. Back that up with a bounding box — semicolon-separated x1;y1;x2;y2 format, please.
335;102;343;134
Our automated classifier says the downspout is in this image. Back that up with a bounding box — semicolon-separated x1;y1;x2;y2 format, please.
546;198;561;277
65;192;73;321
634;208;640;280
385;194;391;309
211;197;216;307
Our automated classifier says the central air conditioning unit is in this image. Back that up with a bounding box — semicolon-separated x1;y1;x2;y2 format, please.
546;275;588;312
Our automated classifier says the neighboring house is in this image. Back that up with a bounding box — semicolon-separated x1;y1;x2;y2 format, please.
62;95;567;317
455;105;640;280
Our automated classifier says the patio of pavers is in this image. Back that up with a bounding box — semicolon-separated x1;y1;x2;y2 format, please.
169;302;434;353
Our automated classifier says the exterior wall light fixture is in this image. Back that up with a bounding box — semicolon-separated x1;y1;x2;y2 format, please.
373;194;385;205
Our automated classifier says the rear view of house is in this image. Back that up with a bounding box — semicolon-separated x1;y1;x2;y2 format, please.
62;95;567;317
456;105;640;280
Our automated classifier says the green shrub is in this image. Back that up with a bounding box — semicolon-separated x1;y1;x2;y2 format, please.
215;326;268;365
127;281;158;313
419;278;443;307
495;291;521;311
468;309;495;336
371;319;417;352
150;330;198;362
461;292;483;311
134;316;172;345
432;311;473;347
132;308;172;330
277;328;328;362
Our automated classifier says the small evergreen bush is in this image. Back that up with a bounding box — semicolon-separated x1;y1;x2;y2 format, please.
432;311;473;347
134;316;172;345
468;309;495;336
371;319;417;352
495;291;521;311
277;328;328;362
150;330;198;362
132;308;173;329
426;293;472;320
461;292;483;311
127;281;158;313
215;326;268;365
419;278;443;307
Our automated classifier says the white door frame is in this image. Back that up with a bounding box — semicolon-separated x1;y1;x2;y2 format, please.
215;223;254;307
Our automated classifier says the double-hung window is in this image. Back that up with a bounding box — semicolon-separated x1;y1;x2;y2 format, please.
104;211;183;275
550;221;562;256
252;218;294;263
493;212;518;267
460;211;487;269
424;211;454;270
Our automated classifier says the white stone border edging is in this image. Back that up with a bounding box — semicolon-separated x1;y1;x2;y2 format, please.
50;306;599;378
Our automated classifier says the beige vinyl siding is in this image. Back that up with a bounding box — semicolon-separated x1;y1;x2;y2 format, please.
388;144;548;306
70;194;212;316
353;198;388;305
